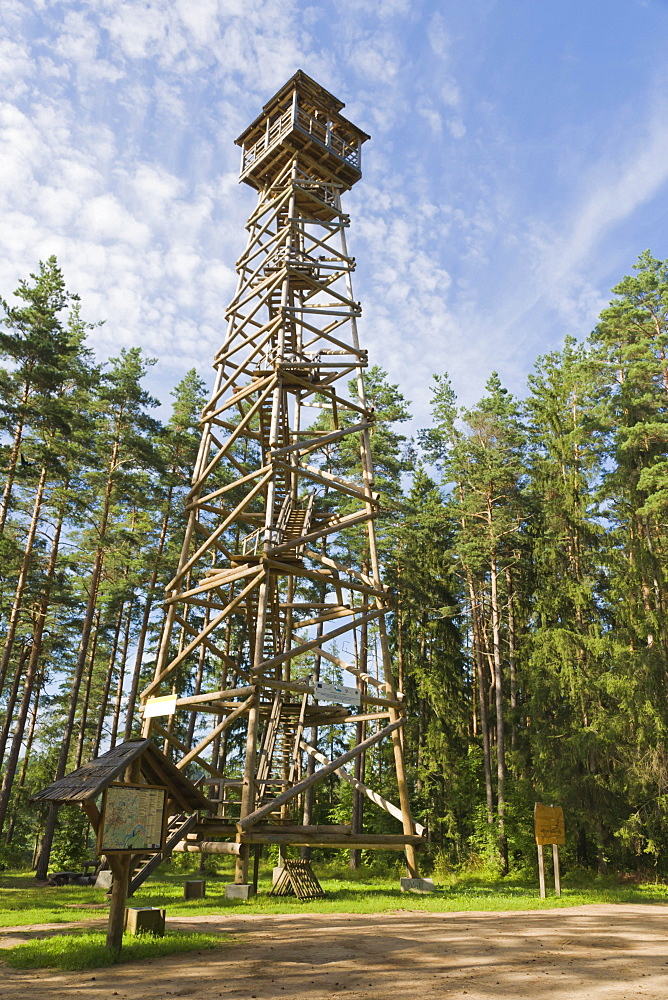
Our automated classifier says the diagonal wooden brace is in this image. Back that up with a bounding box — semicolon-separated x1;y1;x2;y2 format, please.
237;717;403;832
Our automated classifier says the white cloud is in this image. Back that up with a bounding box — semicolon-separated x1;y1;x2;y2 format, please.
446;117;466;139
428;11;451;59
440;77;461;108
501;97;668;346
417;98;442;135
1;0;667;433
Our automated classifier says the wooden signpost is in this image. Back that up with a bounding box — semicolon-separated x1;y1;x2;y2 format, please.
534;803;565;898
97;782;168;950
32;739;211;954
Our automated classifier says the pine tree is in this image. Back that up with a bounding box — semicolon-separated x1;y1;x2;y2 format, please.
35;347;160;877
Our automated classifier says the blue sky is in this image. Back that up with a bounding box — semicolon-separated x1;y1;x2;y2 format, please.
2;0;668;428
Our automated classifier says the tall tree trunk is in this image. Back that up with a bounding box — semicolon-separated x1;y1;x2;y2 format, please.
186;600;211;748
0;644;37;833
490;540;508;875
123;486;175;739
18;680;41;789
468;573;494;822
35;443;118;878
92;603;126;758
0;642;31;765
75;611;99;768
301;611;325;860
0;464;47;694
505;565;517;753
0;401;28;533
0;502;65;833
350;582;368;869
110;595;134;748
5;679;41;844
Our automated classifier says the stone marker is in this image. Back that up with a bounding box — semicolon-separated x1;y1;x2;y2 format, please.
125;907;166;936
400;876;436;894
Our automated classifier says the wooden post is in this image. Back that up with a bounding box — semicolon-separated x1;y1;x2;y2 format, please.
537;844;546;899
107;754;143;951
252;844;262;893
552;843;561;897
106;855;131;952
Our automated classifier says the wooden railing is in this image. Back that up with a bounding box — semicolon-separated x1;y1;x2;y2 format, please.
295;109;360;168
242;103;360;174
242;108;293;171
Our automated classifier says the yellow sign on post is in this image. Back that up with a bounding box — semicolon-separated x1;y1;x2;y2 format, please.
534;803;564;899
534;803;565;845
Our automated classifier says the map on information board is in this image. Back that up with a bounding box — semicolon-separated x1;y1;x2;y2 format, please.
99;783;166;853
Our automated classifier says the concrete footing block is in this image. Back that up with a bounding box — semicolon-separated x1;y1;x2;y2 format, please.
184;879;206;900
400;876;436;894
95;870;113;890
125;907;166;936
272;866;284;887
225;882;256;900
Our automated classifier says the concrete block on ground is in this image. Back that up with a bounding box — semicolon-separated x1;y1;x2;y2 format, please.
184;879;206;900
95;870;113;890
400;876;436;894
225;882;256;900
272;866;284;887
125;907;166;936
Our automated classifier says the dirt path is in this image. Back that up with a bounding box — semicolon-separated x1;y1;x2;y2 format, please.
1;904;668;999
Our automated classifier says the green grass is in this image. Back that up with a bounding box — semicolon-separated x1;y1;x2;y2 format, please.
2;930;224;970
0;863;666;930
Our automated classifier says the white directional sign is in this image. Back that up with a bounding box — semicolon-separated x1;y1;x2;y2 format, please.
143;694;178;719
313;680;361;707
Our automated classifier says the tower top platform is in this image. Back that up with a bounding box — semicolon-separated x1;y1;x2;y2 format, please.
235;70;370;192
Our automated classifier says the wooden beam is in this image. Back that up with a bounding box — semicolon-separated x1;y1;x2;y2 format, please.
240;833;423;849
176;696;255;771
269;420;371;459
166;561;262;605
309;645;393;692
142;572;263;699
300;739;425;836
151;722;224;779
81;800;101;835
267;557;387;600
237;717;403;831
175;686;255;708
250;607;384;676
171;613;246;678
170;471;271;587
260;675;402;710
176;841;242;855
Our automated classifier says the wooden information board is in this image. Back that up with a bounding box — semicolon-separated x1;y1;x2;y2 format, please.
534;802;564;898
534;803;565;845
99;783;167;854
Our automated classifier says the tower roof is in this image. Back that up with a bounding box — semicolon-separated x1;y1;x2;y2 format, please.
235;71;370;191
235;70;370;148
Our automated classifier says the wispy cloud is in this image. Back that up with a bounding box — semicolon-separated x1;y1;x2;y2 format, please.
1;0;668;431
498;89;668;350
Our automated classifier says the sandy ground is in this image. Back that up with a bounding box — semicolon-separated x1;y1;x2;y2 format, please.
1;905;668;999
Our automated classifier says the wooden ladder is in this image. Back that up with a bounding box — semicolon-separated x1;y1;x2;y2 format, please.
127;812;199;896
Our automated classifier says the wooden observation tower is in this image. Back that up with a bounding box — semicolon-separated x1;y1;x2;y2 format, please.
140;71;423;888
